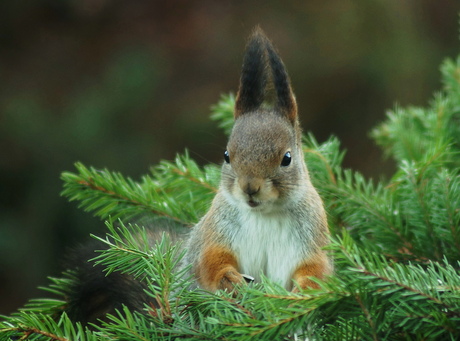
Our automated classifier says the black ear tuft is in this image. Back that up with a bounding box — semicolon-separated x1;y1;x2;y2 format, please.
234;27;267;116
234;27;297;122
265;38;297;122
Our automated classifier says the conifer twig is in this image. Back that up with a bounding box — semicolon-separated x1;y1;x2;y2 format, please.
15;327;70;341
76;177;188;225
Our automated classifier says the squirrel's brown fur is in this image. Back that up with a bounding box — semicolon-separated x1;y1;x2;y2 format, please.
182;27;332;292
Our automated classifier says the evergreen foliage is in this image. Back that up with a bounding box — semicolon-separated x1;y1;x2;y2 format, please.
2;54;460;341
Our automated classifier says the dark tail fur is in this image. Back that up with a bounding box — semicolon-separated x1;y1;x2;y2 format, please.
235;26;297;121
64;238;150;326
64;222;187;326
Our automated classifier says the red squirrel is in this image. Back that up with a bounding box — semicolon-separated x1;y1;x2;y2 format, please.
182;27;332;292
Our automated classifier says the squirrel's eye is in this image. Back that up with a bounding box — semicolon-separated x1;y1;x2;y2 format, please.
281;151;291;167
224;150;230;163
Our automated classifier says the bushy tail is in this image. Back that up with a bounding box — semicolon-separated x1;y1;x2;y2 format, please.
64;223;187;326
64;239;151;326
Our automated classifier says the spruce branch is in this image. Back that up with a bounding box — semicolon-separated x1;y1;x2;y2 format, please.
372;56;460;168
303;134;345;187
0;312;98;341
61;152;219;226
353;293;378;341
61;162;181;222
96;307;164;341
331;231;460;339
210;92;236;136
16;326;69;341
91;219;188;283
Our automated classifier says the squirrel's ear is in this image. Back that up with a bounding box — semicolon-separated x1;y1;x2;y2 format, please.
264;32;298;123
234;26;298;123
234;27;267;118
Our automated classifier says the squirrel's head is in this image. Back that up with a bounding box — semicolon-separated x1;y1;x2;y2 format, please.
221;27;310;213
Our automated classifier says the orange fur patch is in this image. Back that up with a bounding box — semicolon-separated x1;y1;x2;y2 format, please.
196;246;243;291
292;254;331;291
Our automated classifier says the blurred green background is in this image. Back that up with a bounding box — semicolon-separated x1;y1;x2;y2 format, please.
0;1;458;314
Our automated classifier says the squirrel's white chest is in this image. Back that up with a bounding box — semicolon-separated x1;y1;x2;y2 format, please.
232;211;304;290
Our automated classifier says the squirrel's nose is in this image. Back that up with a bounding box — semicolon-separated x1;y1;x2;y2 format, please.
244;184;260;196
239;177;263;196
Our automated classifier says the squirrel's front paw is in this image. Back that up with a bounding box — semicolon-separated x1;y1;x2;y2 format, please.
218;269;245;293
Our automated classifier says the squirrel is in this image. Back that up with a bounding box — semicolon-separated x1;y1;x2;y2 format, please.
65;27;332;325
182;27;332;293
